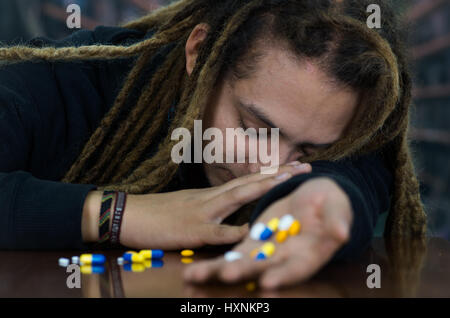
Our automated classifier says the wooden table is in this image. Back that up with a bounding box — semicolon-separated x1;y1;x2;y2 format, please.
0;238;449;298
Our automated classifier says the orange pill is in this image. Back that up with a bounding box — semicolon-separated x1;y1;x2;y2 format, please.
288;220;301;236
276;230;288;243
250;248;259;258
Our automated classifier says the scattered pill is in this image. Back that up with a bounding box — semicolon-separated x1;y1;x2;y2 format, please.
279;214;295;231
117;257;124;265
123;263;145;272
139;249;164;259
245;282;257;292
276;230;288;243
80;254;106;266
181;258;194;264
255;252;267;261
144;259;164;268
267;218;279;232
181;249;194;257
261;242;276;257
71;256;79;265
81;265;105;274
123;252;144;263
288;220;301;236
58;258;69;267
224;251;243;262
250;223;266;240
259;227;273;240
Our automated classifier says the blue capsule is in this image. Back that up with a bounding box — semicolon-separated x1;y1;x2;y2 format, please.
255;252;267;261
139;249;164;259
80;254;106;265
81;265;105;274
260;227;273;241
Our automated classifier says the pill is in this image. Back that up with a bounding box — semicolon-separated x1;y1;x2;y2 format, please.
80;254;106;265
246;282;257;292
58;258;69;267
181;249;194;257
255;252;267;261
267;218;279;232
261;242;276;257
123;252;144;263
250;248;259;258
276;230;288;243
259;227;273;240
181;258;194;264
250;223;266;240
144;259;164;268
117;257;124;265
279;214;295;231
71;256;79;264
289;220;301;236
123;263;145;272
81;265;105;274
224;251;243;262
139;249;164;259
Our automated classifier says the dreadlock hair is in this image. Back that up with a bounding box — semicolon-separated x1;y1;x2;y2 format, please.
0;0;427;239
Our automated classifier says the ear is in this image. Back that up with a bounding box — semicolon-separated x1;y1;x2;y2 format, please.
185;23;210;76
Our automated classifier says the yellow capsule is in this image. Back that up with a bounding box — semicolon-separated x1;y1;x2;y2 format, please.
181;257;194;264
123;252;144;263
250;248;259;258
125;263;145;272
276;230;288;243
246;282;257;292
261;242;275;257
181;249;194;257
80;265;105;274
267;218;279;232
288;220;301;236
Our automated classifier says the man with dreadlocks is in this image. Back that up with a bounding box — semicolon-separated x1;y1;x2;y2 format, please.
0;0;426;289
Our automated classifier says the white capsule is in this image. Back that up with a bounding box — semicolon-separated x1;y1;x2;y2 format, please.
278;214;295;231
250;223;266;241
58;258;70;267
117;257;124;265
71;256;80;264
224;251;243;262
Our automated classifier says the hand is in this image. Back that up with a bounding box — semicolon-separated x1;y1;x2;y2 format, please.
118;162;312;249
183;177;353;289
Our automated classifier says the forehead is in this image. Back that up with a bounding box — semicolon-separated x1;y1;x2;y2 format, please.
229;46;359;144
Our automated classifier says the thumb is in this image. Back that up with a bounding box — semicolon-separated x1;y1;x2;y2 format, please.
201;223;249;246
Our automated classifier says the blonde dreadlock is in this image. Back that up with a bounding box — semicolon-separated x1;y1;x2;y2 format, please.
0;0;427;239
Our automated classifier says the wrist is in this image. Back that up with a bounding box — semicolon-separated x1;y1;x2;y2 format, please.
81;190;103;243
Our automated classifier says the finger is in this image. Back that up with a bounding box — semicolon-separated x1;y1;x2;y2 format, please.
208;172;295;221
184;258;225;283
211;162;312;195
200;223;249;246
259;235;340;289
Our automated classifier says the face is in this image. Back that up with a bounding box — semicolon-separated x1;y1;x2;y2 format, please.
185;25;359;186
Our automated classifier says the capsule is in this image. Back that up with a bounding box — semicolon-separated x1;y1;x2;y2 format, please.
58;258;69;267
250;223;266;240
259;227;273;240
80;254;106;265
224;251;243;262
81;265;105;274
276;230;288;243
123;263;145;272
267;218;279;232
181;258;194;264
278;214;295;231
139;249;164;259
71;256;80;265
123;252;144;263
144;259;164;268
180;249;194;257
288;220;301;236
255;252;267;261
261;242;275;257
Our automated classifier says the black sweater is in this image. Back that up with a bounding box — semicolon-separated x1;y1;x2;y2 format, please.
0;27;393;261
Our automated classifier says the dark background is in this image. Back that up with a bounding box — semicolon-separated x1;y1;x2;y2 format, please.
0;0;448;240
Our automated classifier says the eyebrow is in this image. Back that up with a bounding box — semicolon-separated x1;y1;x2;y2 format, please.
235;99;335;150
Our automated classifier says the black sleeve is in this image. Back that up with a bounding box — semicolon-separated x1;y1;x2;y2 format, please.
249;152;393;262
0;26;141;249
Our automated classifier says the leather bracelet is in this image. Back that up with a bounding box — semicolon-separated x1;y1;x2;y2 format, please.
98;190;115;244
110;191;127;245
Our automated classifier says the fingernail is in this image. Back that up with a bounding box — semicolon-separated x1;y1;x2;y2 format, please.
286;161;301;166
293;163;310;170
274;172;291;181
